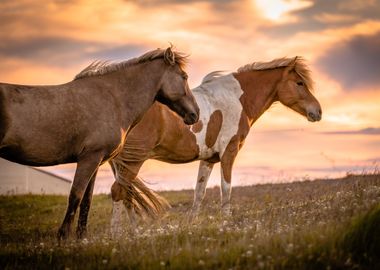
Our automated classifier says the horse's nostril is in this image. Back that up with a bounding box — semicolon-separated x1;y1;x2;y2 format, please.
184;112;198;125
318;109;322;115
190;112;197;120
308;112;315;119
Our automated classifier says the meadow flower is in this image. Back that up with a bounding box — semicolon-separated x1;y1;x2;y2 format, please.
286;243;294;253
82;238;89;245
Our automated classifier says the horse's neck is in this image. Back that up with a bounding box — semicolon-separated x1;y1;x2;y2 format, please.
234;69;281;125
112;63;163;128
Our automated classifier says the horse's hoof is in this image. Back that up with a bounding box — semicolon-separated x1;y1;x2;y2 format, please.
76;229;87;239
57;229;69;242
76;224;88;239
187;210;200;223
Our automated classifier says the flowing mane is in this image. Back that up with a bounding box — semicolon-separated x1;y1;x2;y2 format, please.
74;48;188;80
237;57;314;91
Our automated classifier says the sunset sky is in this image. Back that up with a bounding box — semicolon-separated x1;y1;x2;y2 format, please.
1;0;379;192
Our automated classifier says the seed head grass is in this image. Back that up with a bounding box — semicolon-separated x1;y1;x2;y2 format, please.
0;174;379;269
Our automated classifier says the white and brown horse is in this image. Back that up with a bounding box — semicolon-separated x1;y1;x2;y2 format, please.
110;57;321;235
0;47;199;239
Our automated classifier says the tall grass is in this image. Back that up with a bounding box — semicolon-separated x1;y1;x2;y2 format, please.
342;203;380;268
0;174;379;269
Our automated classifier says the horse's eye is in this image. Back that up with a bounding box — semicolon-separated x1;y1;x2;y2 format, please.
297;81;304;86
182;74;188;80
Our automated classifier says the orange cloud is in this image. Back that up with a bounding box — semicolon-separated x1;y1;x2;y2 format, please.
1;0;379;192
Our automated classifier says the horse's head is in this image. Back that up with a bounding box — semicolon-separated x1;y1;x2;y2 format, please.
156;47;199;125
276;57;322;122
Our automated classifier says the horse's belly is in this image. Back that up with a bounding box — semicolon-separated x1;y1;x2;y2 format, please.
152;143;199;164
0;127;77;166
0;145;74;166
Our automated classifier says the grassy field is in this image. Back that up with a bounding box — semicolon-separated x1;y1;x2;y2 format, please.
1;174;380;269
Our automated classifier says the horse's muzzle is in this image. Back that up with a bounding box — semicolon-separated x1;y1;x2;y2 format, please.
184;112;199;125
307;109;322;122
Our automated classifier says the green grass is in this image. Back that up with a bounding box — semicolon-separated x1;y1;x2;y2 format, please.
1;174;380;269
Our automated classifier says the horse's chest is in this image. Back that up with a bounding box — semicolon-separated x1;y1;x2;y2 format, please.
191;78;243;160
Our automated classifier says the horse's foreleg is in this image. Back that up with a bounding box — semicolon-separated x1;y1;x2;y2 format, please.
76;170;97;239
58;152;103;241
220;142;239;216
190;161;214;218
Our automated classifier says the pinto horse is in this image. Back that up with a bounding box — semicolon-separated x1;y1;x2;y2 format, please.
0;47;199;239
110;57;322;235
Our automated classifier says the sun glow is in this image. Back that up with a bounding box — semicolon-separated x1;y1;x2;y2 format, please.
254;0;313;22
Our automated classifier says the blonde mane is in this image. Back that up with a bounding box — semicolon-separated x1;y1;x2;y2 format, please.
74;48;188;80
237;57;314;91
201;71;228;84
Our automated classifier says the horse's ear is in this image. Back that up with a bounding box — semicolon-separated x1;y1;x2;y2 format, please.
164;47;176;66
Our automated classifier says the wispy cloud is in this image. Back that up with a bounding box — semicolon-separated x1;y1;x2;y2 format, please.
125;0;238;7
0;0;380;191
322;127;380;135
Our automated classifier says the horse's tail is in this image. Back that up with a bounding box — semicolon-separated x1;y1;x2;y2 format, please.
127;176;171;218
112;171;171;219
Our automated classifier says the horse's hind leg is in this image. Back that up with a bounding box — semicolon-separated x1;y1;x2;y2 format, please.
111;181;125;238
58;152;103;240
76;171;97;239
190;161;214;219
110;160;144;237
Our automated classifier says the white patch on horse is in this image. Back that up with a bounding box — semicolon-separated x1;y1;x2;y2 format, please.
221;168;232;215
192;73;243;159
191;161;214;215
111;200;124;238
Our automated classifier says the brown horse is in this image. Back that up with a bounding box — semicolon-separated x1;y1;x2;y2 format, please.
0;47;199;239
110;56;322;235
